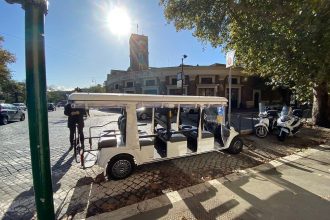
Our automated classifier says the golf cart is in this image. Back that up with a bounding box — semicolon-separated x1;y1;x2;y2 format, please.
68;93;243;179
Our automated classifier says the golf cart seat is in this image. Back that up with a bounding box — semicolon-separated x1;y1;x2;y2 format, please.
169;133;187;142
139;136;155;146
98;135;117;149
189;130;214;139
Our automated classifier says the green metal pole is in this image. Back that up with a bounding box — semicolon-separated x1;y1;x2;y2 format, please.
24;2;55;219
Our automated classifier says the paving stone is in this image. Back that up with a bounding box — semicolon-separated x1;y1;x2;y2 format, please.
1;109;327;218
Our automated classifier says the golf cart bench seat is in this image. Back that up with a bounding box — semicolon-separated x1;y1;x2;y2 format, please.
98;135;117;148
155;128;187;143
139;132;156;146
190;130;214;139
169;133;187;142
180;125;214;139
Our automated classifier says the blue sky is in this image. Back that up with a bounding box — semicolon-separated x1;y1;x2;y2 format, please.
1;0;226;90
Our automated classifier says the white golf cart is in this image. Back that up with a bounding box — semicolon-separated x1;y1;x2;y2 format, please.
68;93;243;180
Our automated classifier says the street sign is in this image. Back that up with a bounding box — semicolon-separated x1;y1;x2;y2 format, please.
177;79;182;88
226;50;235;68
177;72;183;80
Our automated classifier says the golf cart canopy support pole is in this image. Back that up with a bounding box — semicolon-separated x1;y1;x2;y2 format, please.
5;0;55;219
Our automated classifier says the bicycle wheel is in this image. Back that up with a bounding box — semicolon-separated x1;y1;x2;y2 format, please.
74;127;81;163
80;145;85;169
75;144;81;163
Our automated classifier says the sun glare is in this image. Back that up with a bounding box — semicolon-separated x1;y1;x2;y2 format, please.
107;7;131;36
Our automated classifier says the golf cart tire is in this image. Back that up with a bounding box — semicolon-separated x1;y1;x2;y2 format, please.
20;114;25;121
227;136;243;154
107;154;135;180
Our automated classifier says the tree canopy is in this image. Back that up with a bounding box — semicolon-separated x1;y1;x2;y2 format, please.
160;0;329;126
0;36;16;100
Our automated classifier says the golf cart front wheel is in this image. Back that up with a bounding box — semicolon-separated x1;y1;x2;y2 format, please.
107;155;135;180
227;136;243;154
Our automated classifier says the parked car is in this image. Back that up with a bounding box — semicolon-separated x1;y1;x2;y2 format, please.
0;103;25;125
136;107;152;120
48;103;56;111
56;100;67;107
12;103;27;111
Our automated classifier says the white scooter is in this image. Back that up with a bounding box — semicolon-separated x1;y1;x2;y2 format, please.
254;110;278;138
277;106;303;141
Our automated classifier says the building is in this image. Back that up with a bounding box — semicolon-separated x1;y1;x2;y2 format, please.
105;34;281;109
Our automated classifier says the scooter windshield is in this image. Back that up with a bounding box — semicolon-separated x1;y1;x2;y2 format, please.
280;106;289;117
280;106;291;122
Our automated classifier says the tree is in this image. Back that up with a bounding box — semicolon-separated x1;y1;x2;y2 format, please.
83;84;106;93
0;35;16;100
160;0;329;127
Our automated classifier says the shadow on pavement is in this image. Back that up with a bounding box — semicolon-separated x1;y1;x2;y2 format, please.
223;165;330;219
63;151;261;218
51;119;67;125
3;149;74;220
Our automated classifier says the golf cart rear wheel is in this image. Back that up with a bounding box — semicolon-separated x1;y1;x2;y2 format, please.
107;155;135;180
20;114;25;121
255;126;267;138
227;136;243;154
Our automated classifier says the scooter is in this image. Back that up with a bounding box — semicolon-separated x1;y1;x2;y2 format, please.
277;106;303;141
254;110;278;138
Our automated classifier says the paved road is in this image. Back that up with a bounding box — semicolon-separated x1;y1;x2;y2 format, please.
0;109;325;219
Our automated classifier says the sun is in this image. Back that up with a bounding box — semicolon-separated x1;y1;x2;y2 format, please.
107;7;131;36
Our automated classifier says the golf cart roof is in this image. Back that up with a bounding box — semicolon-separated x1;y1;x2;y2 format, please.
68;93;228;108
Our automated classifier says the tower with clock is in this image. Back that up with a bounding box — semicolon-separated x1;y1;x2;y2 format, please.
129;34;149;71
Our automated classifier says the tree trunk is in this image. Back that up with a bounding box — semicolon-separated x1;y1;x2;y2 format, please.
312;82;329;127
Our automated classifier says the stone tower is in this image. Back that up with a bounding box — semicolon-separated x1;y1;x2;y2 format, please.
129;34;149;71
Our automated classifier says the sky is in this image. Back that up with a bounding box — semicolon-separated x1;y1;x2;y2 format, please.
0;0;226;90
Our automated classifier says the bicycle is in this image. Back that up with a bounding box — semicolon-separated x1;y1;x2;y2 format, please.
73;124;85;168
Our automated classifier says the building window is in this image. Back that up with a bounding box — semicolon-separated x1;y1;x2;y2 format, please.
170;76;186;85
144;89;158;94
200;77;213;84
115;84;119;90
126;81;134;88
145;79;156;86
199;88;215;96
171;78;177;85
231;78;238;84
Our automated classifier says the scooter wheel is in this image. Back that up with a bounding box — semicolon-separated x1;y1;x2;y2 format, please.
255;126;268;138
277;132;286;142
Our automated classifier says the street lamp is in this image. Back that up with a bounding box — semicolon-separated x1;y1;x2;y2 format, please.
181;54;188;95
5;1;54;219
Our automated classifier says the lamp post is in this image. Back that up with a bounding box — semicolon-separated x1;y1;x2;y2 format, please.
5;0;55;219
181;55;187;95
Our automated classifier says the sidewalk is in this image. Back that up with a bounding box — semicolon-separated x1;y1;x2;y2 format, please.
88;144;330;220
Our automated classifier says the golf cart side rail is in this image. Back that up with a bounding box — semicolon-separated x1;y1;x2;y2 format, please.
88;120;117;147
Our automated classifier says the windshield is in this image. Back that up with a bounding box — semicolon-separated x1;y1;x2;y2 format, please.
280;106;291;117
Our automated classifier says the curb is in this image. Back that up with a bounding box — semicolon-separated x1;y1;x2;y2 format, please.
87;147;322;220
